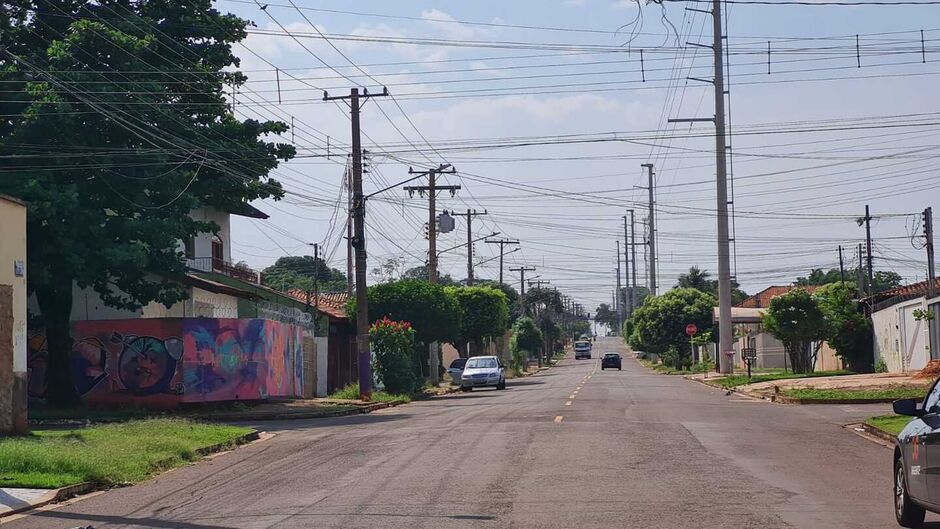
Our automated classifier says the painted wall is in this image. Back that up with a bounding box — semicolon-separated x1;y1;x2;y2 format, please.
0;196;27;433
27;318;303;408
29;283;238;321
874;298;930;373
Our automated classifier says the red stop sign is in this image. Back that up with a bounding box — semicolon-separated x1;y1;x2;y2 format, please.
686;324;698;336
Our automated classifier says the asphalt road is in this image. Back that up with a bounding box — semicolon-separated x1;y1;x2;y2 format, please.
8;337;921;529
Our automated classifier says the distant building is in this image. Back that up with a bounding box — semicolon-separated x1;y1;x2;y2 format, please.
0;194;27;433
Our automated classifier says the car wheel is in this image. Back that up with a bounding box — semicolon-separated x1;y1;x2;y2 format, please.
896;456;926;528
460;386;471;392
618;367;622;371
497;380;506;390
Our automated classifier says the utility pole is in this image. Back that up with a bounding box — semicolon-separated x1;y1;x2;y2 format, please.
630;209;637;312
641;163;657;296
404;165;459;284
453;209;487;285
616;240;623;335
857;243;865;299
324;86;388;400
345;162;353;297
864;205;874;299
925;207;936;299
511;266;536;311
529;278;550;290
623;214;632;318
838;245;846;284
485;238;520;285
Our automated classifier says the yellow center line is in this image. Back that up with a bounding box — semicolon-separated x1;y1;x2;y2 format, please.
565;400;572;406
568;394;576;399
554;415;564;423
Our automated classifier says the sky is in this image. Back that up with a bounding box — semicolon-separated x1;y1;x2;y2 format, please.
213;0;940;313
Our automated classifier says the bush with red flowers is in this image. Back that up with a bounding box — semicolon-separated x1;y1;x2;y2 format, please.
370;317;418;394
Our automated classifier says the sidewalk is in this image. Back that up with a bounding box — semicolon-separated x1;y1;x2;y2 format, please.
685;371;931;402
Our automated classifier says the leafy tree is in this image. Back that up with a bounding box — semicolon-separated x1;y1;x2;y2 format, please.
446;286;510;357
816;282;873;372
872;271;903;294
674;266;748;305
370;317;418;394
509;316;542;371
593;302;618;331
795;268;844;286
401;265;456;285
627;288;716;369
0;1;292;405
262;255;346;293
475;280;520;323
371;257;405;283
761;288;828;374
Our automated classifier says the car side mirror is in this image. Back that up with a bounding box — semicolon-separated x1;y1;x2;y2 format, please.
893;398;923;417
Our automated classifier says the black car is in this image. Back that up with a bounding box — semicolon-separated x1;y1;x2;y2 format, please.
891;381;940;527
600;352;622;370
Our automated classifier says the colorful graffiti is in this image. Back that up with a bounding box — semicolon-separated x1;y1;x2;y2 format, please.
25;318;304;408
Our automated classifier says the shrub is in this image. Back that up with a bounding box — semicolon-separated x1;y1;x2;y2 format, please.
370;317;418;394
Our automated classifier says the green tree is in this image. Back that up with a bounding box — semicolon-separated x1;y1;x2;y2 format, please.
872;271;903;294
475;280;520;323
0;1;292;405
446;286;510;357
262;255;346;294
674;266;748;305
593;303;617;331
795;268;844;286
761;288;828;374
509;316;542;371
816;282;873;372
401;265;456;285
627;288;716;369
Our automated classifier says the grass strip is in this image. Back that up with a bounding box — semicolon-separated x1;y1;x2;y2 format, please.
328;383;411;403
711;370;853;389
866;415;913;436
784;386;928;401
0;418;252;489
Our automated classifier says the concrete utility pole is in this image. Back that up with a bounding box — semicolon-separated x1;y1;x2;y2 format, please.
511;266;536;312
857;243;865;299
925;207;936;299
616;240;623;335
630;209;637;313
345;162;353;297
404;165;459;284
864;205;874;299
838;245;846;284
324;86;388;400
453;209;487;285
623;214;632;318
485;238;520;285
641;163;657;296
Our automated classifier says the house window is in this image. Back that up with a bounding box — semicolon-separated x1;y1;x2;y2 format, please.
184;237;195;260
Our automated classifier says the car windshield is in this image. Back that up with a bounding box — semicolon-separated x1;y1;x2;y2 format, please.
466;357;498;369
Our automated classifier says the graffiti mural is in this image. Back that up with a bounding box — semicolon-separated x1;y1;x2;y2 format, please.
25;318;303;408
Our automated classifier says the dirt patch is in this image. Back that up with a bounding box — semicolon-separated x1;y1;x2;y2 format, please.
912;359;940;380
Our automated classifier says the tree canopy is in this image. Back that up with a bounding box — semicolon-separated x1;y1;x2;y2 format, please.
349;279;461;346
262;255;346;294
794;267;902;295
674;266;748;305
627;288;716;367
509;316;543;371
446;286;510;352
0;0;292;404
815;282;873;372
761;288;828;374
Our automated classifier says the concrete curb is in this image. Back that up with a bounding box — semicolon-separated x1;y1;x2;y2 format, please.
680;375;904;405
0;429;261;519
860;422;897;444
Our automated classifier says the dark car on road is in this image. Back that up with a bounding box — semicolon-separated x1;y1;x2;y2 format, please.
600;352;622;370
890;381;939;527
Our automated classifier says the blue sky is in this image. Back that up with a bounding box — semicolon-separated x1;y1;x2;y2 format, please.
213;0;940;311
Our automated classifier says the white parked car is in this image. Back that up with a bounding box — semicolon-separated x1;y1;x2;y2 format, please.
460;356;506;391
446;358;468;384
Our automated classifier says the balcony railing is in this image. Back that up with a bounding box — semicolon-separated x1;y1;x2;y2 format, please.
188;257;262;284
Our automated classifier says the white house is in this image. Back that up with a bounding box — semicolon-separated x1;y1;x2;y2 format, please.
871;279;940;373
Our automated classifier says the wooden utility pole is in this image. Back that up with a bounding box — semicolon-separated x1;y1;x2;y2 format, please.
511;266;536;311
344;162;353;297
486;238;520;285
404;165;458;284
453;209;487;285
838;245;846;284
324;86;388;400
616;240;623;335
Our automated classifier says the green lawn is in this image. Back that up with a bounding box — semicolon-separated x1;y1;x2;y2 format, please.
0;419;252;489
328;383;411;403
866;415;913;436
712;370;853;389
784;386;928;401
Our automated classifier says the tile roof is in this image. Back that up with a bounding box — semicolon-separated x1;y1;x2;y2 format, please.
737;285;820;308
870;278;940;311
285;290;350;320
